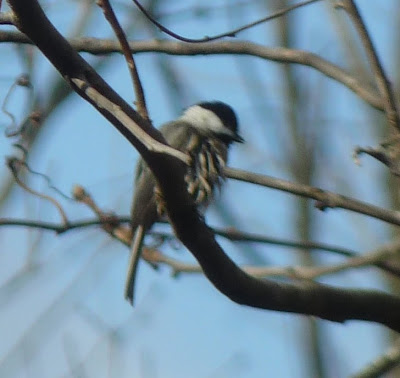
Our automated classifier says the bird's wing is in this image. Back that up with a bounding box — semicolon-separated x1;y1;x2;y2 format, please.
125;121;195;305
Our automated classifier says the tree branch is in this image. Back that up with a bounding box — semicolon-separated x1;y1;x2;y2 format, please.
340;0;400;132
141;239;400;281
351;337;400;378
98;0;149;120
0;32;383;111
225;167;400;226
131;0;322;43
6;0;400;331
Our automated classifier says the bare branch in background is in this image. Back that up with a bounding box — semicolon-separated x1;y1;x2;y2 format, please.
2;74;33;137
12;151;73;201
98;0;149;120
353;144;400;176
339;0;400;132
73;185;158;270
140;239;400;281
225;167;400;227
7;157;69;225
0;33;382;111
131;0;322;43
351;337;400;378
73;185;131;244
0;215;357;257
5;0;400;331
337;0;400;177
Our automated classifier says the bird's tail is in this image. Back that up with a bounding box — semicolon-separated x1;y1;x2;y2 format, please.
124;224;145;305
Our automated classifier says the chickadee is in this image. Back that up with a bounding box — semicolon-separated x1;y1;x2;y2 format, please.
125;101;243;304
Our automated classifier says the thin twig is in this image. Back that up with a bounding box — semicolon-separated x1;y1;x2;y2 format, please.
140;239;400;281
72;185;131;244
300;240;400;280
17;157;73;201
132;0;322;43
73;185;159;270
353;145;400;177
351;337;400;378
2;80;18;133
225;167;400;226
0;215;357;256
0;217;129;234
0;216;355;255
7;157;69;225
2;74;34;137
3;215;400;277
207;226;357;257
340;0;400;132
98;0;149;120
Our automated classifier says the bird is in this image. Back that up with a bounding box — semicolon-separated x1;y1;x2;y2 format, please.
125;101;244;305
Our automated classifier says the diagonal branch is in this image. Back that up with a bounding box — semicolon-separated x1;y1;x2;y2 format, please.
351;337;400;378
98;0;149;120
340;0;400;132
7;0;400;331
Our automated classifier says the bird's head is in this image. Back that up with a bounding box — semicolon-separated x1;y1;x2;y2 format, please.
180;101;244;144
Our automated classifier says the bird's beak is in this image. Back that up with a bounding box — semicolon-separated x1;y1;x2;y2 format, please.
233;133;244;143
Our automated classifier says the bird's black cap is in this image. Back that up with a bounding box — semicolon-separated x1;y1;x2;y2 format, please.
197;101;244;143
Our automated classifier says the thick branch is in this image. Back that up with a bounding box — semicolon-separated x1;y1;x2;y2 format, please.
6;0;400;331
173;212;400;330
6;1;160;161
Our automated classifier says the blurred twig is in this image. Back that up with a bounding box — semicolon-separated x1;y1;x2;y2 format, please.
98;0;149;120
339;0;400;132
7;157;69;225
226;167;400;226
131;0;322;43
0;215;355;255
351;337;400;378
1;74;33;137
138;238;400;281
72;185;131;244
3;214;400;277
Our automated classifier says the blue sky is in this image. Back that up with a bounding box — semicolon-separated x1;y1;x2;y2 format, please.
0;0;399;377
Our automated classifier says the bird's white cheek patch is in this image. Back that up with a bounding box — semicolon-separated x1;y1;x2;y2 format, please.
180;105;234;137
